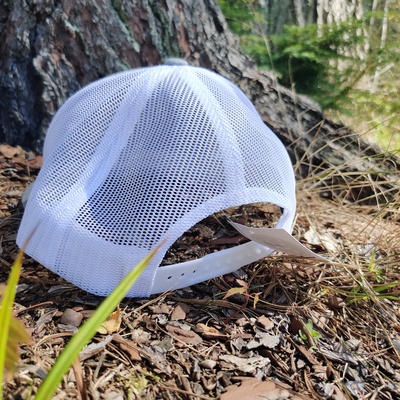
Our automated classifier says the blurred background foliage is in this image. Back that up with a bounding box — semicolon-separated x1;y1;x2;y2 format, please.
218;0;399;152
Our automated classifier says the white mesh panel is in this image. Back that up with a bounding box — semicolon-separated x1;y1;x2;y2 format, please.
17;65;296;297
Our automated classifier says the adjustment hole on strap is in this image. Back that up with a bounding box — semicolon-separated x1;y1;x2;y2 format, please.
167;276;172;280
181;273;185;277
193;270;196;273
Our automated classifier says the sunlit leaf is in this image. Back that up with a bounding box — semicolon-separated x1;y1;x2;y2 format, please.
252;292;260;308
223;286;247;300
223;279;248;300
97;305;122;334
304;320;321;340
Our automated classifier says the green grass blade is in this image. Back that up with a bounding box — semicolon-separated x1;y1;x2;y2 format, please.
35;244;161;400
0;250;24;400
372;281;399;293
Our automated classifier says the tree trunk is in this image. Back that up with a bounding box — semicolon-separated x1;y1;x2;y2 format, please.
0;0;398;205
293;0;306;27
371;0;391;93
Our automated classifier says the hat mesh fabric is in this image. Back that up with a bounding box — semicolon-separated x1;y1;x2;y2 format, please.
17;65;296;297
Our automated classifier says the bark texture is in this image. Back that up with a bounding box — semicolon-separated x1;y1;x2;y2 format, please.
0;0;398;204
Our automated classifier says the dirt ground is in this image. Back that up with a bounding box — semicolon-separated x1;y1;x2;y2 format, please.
1;144;400;400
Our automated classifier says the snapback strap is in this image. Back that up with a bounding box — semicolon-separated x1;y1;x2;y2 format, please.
151;222;328;294
151;240;273;294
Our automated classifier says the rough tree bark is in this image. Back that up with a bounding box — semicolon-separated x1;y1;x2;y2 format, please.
0;0;398;204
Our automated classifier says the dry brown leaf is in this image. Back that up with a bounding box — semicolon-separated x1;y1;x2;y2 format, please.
97;305;122;335
131;328;151;343
195;323;229;339
170;302;190;321
219;354;270;374
165;324;202;345
139;344;172;375
246;331;280;349
113;334;142;361
220;378;291;400
150;303;170;314
257;315;274;330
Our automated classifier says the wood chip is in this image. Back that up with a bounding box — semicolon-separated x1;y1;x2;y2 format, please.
35;309;58;334
60;308;83;327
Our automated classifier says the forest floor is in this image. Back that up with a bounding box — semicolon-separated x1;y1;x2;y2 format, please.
1;143;400;400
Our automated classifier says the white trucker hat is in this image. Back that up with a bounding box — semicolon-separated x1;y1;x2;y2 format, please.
17;61;324;298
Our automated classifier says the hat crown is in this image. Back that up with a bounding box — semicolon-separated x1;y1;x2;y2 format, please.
17;65;296;297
